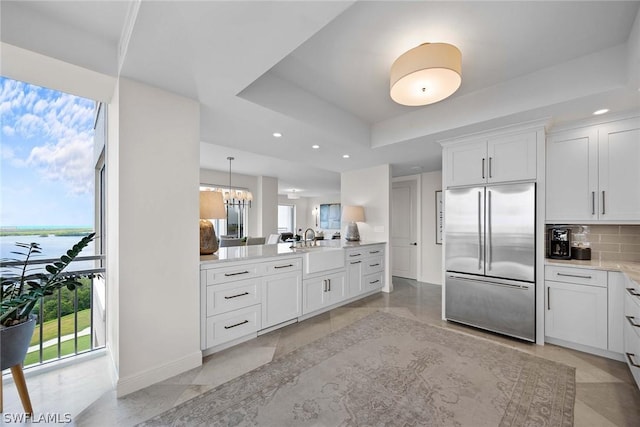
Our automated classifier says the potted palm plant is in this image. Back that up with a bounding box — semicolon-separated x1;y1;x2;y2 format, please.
1;233;96;372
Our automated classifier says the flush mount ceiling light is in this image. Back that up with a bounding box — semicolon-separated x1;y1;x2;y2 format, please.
272;132;282;138
593;109;609;115
390;42;462;106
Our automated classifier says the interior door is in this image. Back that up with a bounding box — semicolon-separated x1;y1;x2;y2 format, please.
391;179;418;279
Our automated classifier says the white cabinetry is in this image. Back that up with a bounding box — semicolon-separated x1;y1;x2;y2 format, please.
261;258;302;329
302;270;346;315
444;130;537;187
201;256;301;351
544;265;624;356
546;116;640;222
345;244;385;297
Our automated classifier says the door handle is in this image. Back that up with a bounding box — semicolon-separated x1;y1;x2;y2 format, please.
478;191;482;270
591;191;595;215
488;157;493;178
547;287;550;310
487;190;492;271
481;158;485;179
410;242;417;246
602;191;606;215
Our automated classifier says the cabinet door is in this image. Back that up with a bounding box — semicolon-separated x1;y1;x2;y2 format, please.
262;272;301;329
326;271;347;305
546;127;598;221
545;280;607;350
598;117;640;221
487;131;537;183
347;259;364;297
445;140;487;187
302;277;331;315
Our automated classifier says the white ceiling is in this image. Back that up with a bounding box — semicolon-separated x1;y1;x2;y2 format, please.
2;1;639;197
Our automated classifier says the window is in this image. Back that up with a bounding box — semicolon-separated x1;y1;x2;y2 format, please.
278;204;295;233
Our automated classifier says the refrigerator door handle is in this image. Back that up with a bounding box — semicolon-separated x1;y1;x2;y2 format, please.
487;190;492;271
446;274;530;289
477;191;482;270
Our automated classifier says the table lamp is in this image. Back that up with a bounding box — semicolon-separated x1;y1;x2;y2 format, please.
342;205;365;242
200;190;226;255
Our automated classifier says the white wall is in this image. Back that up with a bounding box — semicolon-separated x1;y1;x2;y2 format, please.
419;171;443;285
341;165;392;292
114;78;201;396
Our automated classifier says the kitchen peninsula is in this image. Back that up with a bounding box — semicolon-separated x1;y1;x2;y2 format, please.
200;241;386;355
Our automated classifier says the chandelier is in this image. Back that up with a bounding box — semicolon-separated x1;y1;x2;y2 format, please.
223;156;252;208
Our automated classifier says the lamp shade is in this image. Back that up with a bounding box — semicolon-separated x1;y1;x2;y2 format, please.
342;205;365;223
390;42;462;106
200;191;225;219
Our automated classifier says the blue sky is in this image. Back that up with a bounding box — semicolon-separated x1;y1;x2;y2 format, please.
0;77;95;227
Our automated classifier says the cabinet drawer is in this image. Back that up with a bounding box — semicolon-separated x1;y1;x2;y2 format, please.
263;257;302;275
363;272;384;291
545;266;607;287
625;287;640;339
365;247;384;257
206;279;261;316
346;249;366;260
204;305;261;349
205;263;262;285
364;257;384;275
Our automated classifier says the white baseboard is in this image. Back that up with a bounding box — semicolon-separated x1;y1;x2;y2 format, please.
545;336;625;362
116;350;202;398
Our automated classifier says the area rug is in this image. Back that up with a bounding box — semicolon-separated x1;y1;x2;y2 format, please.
139;311;575;426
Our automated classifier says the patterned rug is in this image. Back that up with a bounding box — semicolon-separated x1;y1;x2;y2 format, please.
139;311;575;426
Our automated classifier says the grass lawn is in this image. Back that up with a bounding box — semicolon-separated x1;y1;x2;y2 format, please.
30;309;91;346
24;335;91;367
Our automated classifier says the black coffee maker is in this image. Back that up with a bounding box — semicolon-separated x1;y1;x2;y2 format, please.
548;227;571;259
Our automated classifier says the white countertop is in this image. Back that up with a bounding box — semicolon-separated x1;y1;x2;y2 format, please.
200;240;386;266
545;258;640;284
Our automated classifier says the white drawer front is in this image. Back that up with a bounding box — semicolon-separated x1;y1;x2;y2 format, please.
205;305;261;348
364;256;384;275
545;266;607;287
206;279;261;316
205;263;262;285
263;257;302;276
346;249;365;260
365;247;384;257
364;272;384;291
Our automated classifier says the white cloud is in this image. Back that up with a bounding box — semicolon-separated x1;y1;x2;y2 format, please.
27;133;94;195
2;125;15;136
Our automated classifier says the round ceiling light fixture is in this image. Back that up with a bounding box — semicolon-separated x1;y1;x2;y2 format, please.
390;42;462;106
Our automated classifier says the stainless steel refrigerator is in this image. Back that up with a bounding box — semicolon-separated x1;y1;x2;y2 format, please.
444;182;535;341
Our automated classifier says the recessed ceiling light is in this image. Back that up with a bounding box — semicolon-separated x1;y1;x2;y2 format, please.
593;109;609;115
272;132;282;138
343;154;350;159
312;145;320;149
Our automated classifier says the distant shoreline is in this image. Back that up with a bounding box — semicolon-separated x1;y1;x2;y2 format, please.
0;227;93;237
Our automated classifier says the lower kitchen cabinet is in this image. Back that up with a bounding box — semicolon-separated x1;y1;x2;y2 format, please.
345;244;385;297
545;280;608;350
302;271;347;315
624;282;640;389
262;271;301;329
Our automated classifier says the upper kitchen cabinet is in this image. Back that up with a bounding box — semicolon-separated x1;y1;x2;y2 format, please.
443;128;539;188
546;115;640;223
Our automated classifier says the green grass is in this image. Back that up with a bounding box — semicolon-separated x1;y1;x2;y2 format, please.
29;309;91;346
24;335;91;367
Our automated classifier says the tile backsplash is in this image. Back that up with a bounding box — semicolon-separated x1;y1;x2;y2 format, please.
546;225;640;263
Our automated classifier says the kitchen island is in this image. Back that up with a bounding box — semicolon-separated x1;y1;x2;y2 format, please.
200;241;386;355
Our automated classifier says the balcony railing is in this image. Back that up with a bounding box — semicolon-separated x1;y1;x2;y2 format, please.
0;255;106;369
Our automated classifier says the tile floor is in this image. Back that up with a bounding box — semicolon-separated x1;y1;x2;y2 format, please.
2;278;639;426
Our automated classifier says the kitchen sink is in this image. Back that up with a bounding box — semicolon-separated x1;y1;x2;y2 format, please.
292;245;344;275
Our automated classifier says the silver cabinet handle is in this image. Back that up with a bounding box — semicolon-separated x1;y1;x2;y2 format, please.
547;287;550;310
556;272;592;279
489;157;493;178
478;191;482;270
224;270;250;277
626;353;640;368
224;320;249;329
224;292;249;300
274;264;293;269
349;253;361;257
481;158;485;179
369;250;380;254
602;191;606;215
369;279;380;285
350;260;362;265
627;288;640;297
369;263;380;267
591;191;595;215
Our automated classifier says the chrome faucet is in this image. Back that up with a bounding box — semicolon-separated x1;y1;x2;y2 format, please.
303;228;316;247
